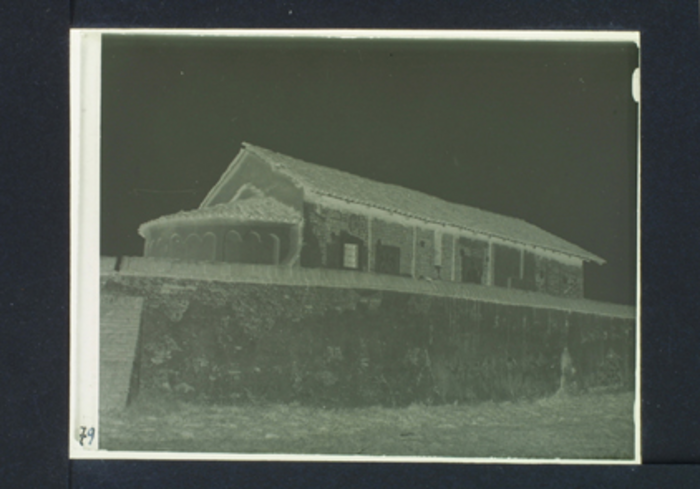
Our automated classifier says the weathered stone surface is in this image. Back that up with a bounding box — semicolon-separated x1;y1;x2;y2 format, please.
100;294;144;412
101;270;635;408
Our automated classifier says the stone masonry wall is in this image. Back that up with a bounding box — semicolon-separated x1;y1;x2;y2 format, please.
102;273;635;408
100;294;144;413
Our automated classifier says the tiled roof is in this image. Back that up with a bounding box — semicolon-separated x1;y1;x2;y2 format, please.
241;143;605;263
139;196;301;236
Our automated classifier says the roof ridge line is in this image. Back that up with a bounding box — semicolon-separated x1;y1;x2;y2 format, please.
246;143;510;216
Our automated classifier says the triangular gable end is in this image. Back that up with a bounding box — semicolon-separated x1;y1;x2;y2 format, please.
199;147;250;208
199;145;305;212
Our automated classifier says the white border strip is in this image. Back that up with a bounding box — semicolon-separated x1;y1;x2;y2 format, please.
70;28;641;464
70;30;102;456
76;28;639;44
73;450;639;465
633;58;642;464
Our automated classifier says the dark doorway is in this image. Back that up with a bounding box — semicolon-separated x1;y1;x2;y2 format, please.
375;240;401;276
493;244;520;287
460;250;483;284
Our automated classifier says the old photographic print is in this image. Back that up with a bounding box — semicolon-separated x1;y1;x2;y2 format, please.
71;30;640;462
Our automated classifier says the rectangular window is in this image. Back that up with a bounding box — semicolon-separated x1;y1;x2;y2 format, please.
343;243;359;269
375;242;401;275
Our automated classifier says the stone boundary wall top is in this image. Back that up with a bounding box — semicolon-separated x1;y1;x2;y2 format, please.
100;256;118;275
106;256;635;319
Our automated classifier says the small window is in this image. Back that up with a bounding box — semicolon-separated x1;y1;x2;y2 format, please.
343;243;359;269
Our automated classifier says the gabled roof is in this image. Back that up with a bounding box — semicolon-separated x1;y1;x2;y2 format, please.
234;143;604;264
139;196;301;236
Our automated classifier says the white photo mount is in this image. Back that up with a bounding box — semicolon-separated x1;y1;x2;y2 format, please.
70;28;641;463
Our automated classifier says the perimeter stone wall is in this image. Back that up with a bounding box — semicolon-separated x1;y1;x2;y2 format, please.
100;269;635;408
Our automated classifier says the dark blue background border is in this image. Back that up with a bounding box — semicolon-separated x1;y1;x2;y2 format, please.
2;1;699;487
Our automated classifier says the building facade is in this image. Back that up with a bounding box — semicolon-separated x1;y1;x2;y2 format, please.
139;143;605;299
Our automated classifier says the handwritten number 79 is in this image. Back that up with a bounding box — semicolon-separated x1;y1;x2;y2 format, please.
79;426;95;446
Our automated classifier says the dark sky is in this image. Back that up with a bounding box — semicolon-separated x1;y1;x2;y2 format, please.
101;34;638;305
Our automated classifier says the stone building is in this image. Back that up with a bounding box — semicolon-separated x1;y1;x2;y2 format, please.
139;143;605;299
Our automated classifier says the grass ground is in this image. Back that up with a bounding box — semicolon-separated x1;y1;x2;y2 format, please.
100;388;636;460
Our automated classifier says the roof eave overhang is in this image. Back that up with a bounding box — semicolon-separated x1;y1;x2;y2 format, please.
138;213;301;237
583;255;606;266
305;189;606;265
